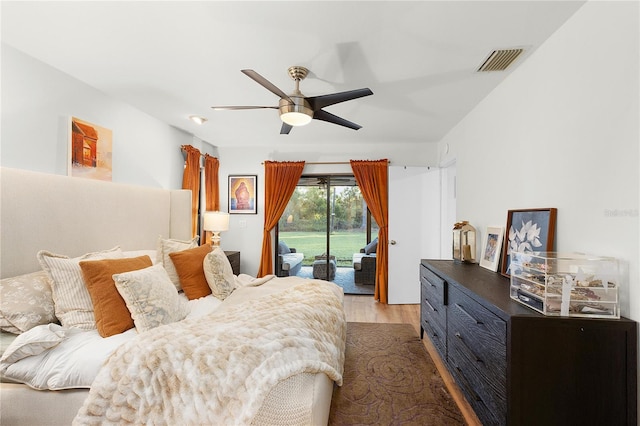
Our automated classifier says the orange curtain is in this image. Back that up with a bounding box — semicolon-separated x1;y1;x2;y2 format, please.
257;161;305;277
350;159;389;304
202;154;220;244
181;145;201;239
203;154;220;211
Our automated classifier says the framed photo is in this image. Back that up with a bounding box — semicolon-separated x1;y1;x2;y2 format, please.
69;117;113;181
228;175;257;214
480;226;504;272
500;208;557;277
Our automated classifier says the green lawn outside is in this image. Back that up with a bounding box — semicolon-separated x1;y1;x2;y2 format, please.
279;231;367;267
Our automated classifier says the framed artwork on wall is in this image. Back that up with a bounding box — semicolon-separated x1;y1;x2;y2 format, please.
480;226;504;272
69;117;113;181
500;208;557;277
228;175;257;214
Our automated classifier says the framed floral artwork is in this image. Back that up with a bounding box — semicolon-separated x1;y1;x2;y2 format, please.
480;226;504;272
228;175;257;214
500;208;557;277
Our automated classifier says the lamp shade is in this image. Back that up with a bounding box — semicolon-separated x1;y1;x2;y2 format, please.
203;211;229;232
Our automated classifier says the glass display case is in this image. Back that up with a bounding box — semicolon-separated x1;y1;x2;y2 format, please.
510;252;619;319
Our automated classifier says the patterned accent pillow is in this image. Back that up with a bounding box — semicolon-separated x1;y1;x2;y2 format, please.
203;247;237;300
37;247;123;330
113;264;189;333
0;271;58;334
155;237;199;291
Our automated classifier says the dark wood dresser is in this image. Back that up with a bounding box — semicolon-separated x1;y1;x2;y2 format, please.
420;259;637;426
224;251;240;275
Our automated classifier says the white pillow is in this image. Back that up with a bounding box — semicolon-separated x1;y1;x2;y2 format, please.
155;237;198;290
37;247;123;330
0;324;65;365
203;247;237;300
113;264;189;333
0;271;57;334
0;327;136;390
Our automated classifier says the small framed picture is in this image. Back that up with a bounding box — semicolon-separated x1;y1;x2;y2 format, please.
228;175;257;214
500;208;557;277
480;226;504;272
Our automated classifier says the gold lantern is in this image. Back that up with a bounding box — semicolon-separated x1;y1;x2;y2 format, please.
452;221;476;263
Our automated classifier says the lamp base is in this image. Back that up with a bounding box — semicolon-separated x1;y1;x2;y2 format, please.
211;231;221;247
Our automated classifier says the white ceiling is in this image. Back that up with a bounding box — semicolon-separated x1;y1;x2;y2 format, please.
1;1;585;149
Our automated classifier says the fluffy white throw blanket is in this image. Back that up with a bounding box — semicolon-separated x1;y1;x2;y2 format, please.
73;280;346;425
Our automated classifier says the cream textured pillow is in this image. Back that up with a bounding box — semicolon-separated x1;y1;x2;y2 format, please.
155;236;199;290
113;264;189;333
37;247;123;330
203;247;237;300
0;271;57;334
79;255;153;337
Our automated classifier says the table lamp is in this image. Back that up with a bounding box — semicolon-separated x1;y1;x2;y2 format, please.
203;211;230;246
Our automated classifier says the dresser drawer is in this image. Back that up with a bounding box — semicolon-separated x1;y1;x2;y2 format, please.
420;264;446;307
448;286;506;376
448;344;506;426
420;283;447;329
448;285;506;345
421;315;446;359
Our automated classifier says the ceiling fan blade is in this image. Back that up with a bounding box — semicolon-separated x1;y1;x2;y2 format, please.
307;88;373;111
313;109;362;130
211;106;278;110
280;122;293;135
241;70;293;103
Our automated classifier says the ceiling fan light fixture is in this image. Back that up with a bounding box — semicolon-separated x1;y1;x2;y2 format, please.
279;98;313;126
281;111;312;126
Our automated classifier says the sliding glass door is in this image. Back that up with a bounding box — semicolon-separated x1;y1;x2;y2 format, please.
276;174;377;286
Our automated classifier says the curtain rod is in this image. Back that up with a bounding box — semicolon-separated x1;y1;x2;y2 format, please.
260;160;391;165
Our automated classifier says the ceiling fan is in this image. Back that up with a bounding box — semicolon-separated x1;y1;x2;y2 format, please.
212;66;373;134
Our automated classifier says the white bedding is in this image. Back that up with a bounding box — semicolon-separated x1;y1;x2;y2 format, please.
0;292;222;390
74;278;345;425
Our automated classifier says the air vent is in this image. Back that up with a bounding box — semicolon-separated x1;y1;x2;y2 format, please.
476;48;524;72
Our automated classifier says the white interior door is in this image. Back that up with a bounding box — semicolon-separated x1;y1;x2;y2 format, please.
387;166;440;304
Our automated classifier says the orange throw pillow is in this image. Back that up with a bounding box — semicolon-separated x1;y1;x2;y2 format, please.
169;244;213;300
79;255;152;337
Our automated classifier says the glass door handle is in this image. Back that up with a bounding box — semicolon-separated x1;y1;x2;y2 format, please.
390;240;397;245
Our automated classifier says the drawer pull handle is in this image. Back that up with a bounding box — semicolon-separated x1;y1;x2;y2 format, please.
454;332;484;363
455;303;483;325
424;298;437;312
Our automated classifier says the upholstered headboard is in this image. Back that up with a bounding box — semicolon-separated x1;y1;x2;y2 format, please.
0;167;191;278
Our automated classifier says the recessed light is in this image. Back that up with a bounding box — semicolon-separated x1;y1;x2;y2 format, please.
189;115;208;125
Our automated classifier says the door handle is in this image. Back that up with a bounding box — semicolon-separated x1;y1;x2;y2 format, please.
390;240;397;245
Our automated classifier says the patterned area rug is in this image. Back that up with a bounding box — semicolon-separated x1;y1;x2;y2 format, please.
329;322;465;426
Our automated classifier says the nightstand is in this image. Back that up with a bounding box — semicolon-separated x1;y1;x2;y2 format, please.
224;251;240;275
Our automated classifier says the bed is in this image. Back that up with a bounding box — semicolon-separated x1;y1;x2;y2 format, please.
0;167;346;425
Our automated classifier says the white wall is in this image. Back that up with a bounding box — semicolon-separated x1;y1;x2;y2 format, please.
0;43;440;275
439;0;639;325
1;44;193;189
